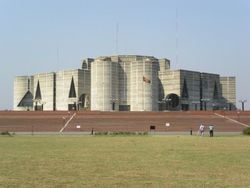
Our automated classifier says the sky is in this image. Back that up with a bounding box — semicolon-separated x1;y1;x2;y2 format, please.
0;0;249;110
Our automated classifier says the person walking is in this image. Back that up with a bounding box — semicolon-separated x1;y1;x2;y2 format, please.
199;124;205;136
209;125;214;137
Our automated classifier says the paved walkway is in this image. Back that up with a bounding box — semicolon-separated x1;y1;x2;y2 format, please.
214;113;250;127
59;112;76;132
7;131;242;136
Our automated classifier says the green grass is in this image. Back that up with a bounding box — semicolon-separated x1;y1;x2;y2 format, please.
0;135;250;188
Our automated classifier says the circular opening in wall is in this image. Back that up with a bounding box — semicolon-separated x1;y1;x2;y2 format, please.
166;93;179;108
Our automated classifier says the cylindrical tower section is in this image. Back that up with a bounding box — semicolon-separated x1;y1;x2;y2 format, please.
130;58;159;111
91;57;118;111
13;76;34;111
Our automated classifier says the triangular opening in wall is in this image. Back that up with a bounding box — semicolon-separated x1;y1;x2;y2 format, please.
68;77;76;98
27;78;30;90
213;82;219;99
181;78;189;98
35;80;42;100
17;91;33;107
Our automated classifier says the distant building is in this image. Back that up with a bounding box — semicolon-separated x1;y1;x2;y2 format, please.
13;55;236;111
220;77;236;110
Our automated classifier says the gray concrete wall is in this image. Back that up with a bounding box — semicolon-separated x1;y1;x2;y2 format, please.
91;58;119;111
118;61;131;107
220;76;236;109
13;76;34;111
200;73;221;110
91;55;159;111
159;70;223;111
130;59;159;111
13;55;236;112
33;72;55;111
159;58;170;72
159;70;181;97
56;69;90;111
78;69;91;110
179;70;201;110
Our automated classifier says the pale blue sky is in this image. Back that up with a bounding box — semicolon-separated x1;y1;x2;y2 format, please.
0;0;249;110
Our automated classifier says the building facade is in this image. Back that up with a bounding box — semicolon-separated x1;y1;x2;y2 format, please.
14;76;34;111
13;55;236;111
220;77;236;110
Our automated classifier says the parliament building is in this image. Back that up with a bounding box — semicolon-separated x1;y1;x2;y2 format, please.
14;55;236;111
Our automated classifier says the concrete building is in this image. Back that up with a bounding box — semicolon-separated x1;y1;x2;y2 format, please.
56;69;90;111
159;70;224;111
220;77;236;110
13;55;236;111
91;57;119;111
33;72;55;111
14;64;91;111
91;55;160;111
14;76;34;111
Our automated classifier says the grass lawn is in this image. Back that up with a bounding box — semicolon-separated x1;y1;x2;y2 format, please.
0;135;250;188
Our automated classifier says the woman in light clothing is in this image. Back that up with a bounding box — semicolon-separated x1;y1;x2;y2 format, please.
199;124;205;136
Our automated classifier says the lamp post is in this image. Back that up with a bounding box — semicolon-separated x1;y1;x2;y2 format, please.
110;98;119;111
212;103;215;111
78;100;82;111
201;98;210;111
165;98;172;111
158;99;164;111
41;101;46;111
158;98;172;111
33;99;45;111
223;107;227;117
68;97;78;111
62;116;66;127
239;100;247;111
237;110;240;122
192;101;200;111
32;99;38;111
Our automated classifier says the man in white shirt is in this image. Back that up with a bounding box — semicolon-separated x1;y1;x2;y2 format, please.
209;125;214;137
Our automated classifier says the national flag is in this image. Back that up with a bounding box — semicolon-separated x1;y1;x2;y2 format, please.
143;76;151;83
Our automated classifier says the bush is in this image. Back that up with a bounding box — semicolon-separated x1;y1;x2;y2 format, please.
94;131;148;136
94;132;108;135
0;131;12;136
110;132;133;136
143;132;148;135
243;127;250;135
138;132;148;135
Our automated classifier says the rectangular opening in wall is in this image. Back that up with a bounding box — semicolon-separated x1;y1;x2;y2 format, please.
181;104;189;111
119;105;130;111
68;103;77;111
35;105;43;111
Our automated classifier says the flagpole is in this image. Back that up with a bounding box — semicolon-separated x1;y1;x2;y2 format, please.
143;60;145;111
